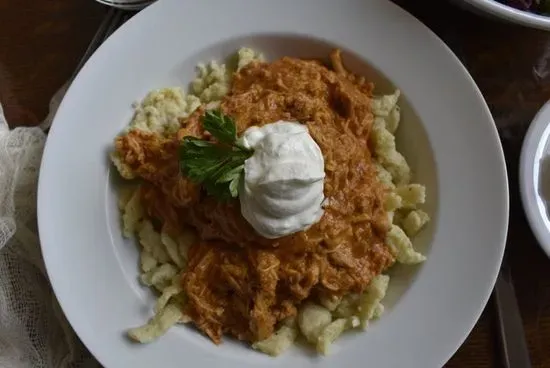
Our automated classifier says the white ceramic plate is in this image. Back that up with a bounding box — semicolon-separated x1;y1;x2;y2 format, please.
520;101;550;258
37;0;509;367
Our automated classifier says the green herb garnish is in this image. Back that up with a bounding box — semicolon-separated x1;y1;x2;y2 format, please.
179;110;252;200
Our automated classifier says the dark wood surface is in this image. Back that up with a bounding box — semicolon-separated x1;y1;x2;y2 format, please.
1;0;549;366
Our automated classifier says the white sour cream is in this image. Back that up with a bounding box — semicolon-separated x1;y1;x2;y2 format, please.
239;121;325;239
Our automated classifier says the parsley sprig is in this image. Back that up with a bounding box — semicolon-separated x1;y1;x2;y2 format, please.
179;110;252;200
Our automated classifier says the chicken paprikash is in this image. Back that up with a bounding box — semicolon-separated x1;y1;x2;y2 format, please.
111;48;428;356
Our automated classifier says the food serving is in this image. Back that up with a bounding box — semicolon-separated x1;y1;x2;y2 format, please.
109;47;430;356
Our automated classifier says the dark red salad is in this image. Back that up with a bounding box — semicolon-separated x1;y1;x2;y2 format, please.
498;0;550;14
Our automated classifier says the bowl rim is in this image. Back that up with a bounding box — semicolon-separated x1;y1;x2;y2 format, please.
462;0;550;30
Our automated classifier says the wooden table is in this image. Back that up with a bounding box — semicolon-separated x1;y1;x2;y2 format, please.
1;0;549;366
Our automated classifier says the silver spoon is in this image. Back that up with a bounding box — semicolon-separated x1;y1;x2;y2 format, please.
43;6;141;131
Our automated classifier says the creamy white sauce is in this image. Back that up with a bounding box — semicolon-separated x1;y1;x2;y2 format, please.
239;121;325;239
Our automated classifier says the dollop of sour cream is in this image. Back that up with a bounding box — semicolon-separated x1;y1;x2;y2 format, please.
238;121;325;239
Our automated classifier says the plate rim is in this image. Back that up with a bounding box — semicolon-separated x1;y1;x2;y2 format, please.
37;0;509;367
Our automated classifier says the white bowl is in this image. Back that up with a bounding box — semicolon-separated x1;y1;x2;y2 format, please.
461;0;550;30
520;100;550;258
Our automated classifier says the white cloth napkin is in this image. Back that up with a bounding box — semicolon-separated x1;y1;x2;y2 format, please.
0;100;99;367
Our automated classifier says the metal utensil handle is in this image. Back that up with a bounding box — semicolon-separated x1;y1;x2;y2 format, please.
42;7;130;132
494;265;532;368
71;7;124;80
